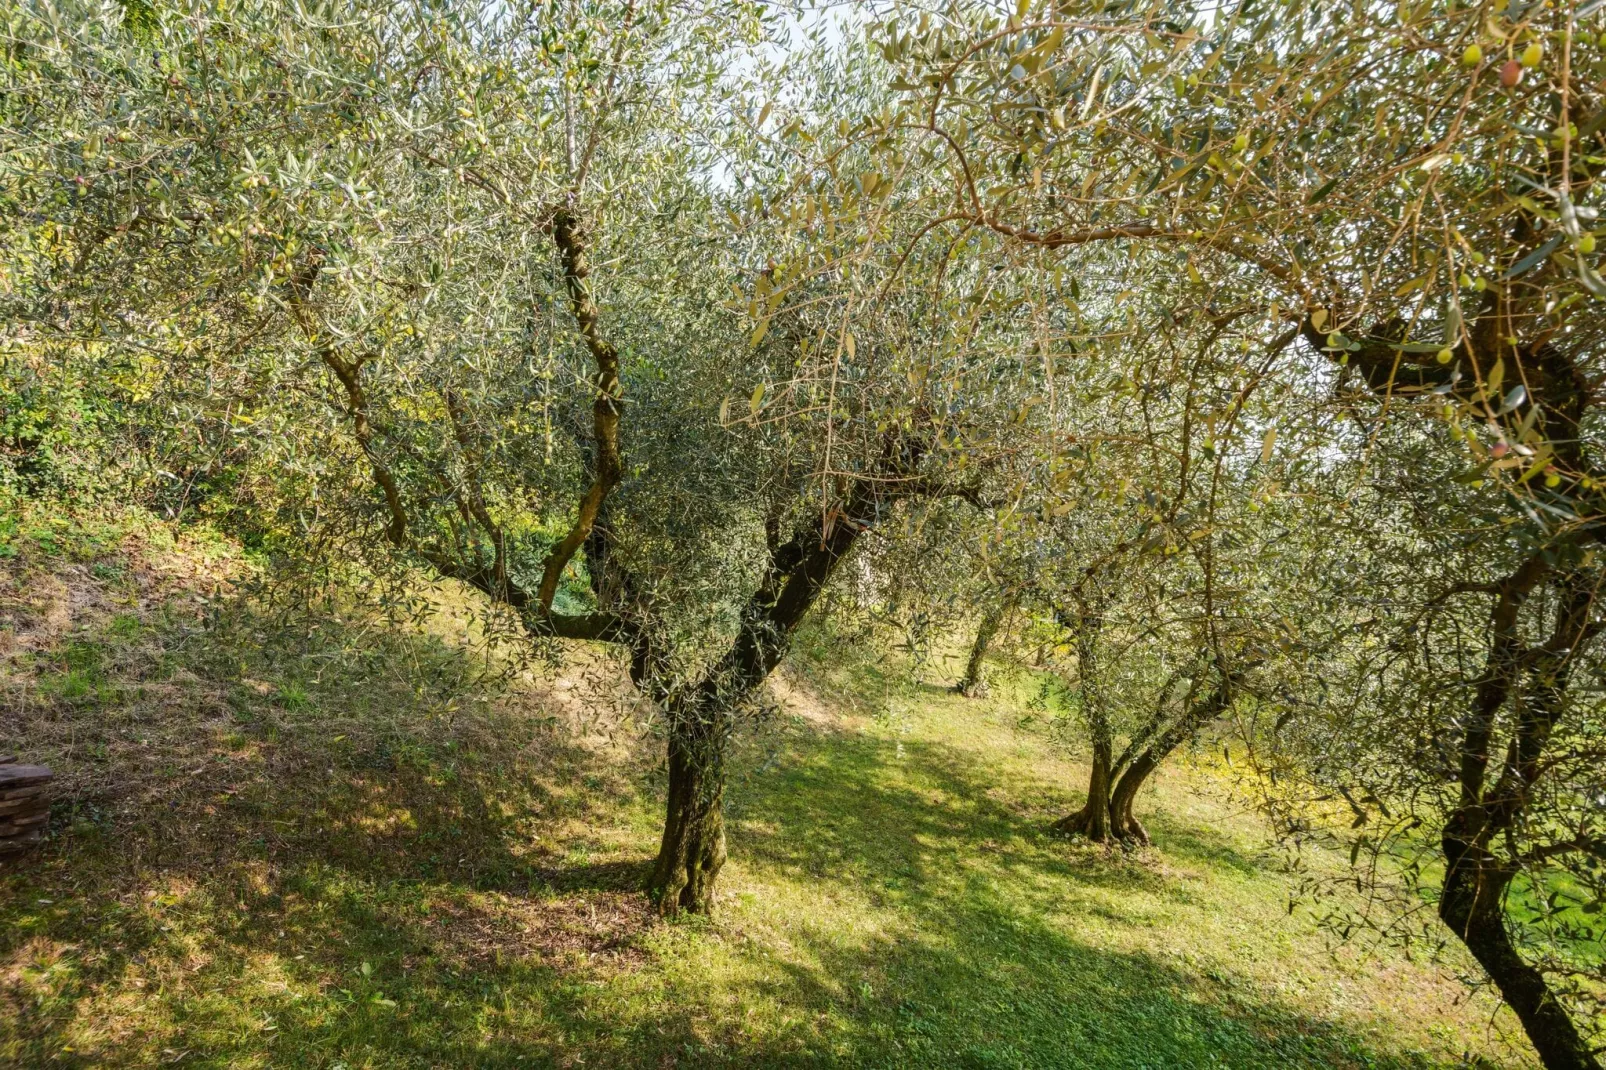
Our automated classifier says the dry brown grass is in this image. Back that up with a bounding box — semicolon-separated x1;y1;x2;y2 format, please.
0;514;1539;1068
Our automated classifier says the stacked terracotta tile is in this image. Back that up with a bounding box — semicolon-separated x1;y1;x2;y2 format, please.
0;756;52;861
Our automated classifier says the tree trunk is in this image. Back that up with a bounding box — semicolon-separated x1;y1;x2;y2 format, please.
646;721;728;915
1439;839;1600;1070
1104;673;1236;846
1431;560;1602;1070
639;481;881;914
1054;733;1113;841
1054;604;1115;841
956;602;1005;696
1106;750;1154;845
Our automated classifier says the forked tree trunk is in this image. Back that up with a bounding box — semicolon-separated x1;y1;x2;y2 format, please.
956;602;1005;696
1053;609;1116;842
1103;674;1236;846
1106;750;1155;845
1054;735;1112;840
1439;841;1600;1070
647;724;728;915
1430;560;1602;1070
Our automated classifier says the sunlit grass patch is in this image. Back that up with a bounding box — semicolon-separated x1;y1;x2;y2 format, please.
1;528;1539;1068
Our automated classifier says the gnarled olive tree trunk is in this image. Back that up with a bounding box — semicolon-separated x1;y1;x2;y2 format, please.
1058;666;1235;846
640;488;879;914
1435;557;1602;1070
1054;732;1112;840
1104;674;1234;845
648;711;729;914
1439;847;1596;1070
1105;750;1156;845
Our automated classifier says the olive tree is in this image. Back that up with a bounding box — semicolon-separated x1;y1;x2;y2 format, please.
4;0;1045;913
867;1;1606;1061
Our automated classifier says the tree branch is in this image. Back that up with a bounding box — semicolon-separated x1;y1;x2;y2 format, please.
537;207;626;612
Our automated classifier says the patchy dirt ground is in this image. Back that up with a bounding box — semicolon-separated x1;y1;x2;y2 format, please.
0;514;1538;1069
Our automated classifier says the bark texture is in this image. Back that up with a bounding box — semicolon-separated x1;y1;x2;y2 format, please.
1054;736;1112;840
1435;559;1602;1070
1106;750;1156;845
0;759;52;862
1439;846;1598;1070
643;485;880;913
537;208;624;612
647;726;728;914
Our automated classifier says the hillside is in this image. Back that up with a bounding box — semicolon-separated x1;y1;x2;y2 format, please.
0;517;1533;1068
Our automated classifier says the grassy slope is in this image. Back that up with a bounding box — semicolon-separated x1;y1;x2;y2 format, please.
0;517;1533;1069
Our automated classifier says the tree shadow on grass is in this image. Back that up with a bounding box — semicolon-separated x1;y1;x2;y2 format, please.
0;590;667;1067
734;726;1266;903
659;897;1466;1070
0;583;1518;1069
709;726;1516;1070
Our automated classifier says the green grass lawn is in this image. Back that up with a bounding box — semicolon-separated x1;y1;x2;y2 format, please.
0;523;1533;1068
